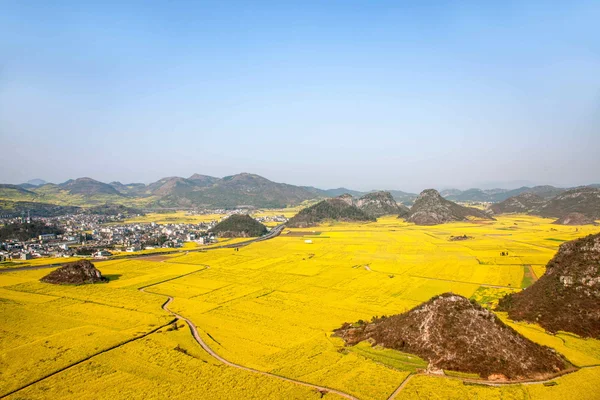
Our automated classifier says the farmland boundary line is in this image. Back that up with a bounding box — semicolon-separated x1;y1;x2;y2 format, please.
0;319;177;399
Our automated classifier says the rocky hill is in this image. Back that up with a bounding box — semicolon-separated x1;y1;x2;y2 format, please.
553;212;597;226
355;191;409;217
209;214;268;238
489;193;546;214
497;233;600;338
287;198;375;228
334;293;567;380
41;260;108;285
406;189;494;225
536;187;600;220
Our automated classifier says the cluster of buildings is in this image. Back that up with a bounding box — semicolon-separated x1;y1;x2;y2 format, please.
0;213;216;262
0;209;289;263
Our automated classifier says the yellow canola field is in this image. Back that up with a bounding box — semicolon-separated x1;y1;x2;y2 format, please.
1;214;600;399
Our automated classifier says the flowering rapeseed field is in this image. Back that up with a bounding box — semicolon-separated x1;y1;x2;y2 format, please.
1;215;599;399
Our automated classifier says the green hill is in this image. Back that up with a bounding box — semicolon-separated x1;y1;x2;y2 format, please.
287;198;375;228
210;214;268;238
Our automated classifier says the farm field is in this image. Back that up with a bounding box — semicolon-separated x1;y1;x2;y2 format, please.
1;215;600;399
120;208;300;226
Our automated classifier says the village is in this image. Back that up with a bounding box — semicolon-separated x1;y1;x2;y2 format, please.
0;210;288;262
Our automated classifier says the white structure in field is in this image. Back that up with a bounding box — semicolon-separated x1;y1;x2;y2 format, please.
304;240;312;244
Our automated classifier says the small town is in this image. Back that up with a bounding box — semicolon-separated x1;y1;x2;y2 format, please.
0;210;288;262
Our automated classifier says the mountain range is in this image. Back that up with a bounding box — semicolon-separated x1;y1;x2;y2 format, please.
0;173;598;213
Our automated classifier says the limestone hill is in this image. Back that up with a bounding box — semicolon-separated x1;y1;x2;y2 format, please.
553;212;597;226
41;260;108;285
406;189;494;225
489;192;546;214
536;187;600;220
334;293;567;380
355;191;409;217
497;233;600;338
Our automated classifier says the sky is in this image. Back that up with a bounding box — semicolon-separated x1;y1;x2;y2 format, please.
0;1;599;192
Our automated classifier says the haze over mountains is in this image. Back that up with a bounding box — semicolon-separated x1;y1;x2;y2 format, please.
0;173;598;218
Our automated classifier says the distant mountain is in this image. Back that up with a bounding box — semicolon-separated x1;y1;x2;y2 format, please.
335;293;567;380
445;188;500;202
109;181;147;196
535;187;600;220
440;188;462;198
504;185;565;200
552;213;596;226
26;179;47;186
443;186;565;203
498;233;600;338
287;197;375;228
0;173;596;212
0;200;80;218
489;193;546;215
59;178;123;196
187;173;220;187
355;191;409;218
406;189;494;225
18;183;38;189
489;187;600;220
385;190;418;205
300;187;366;198
0;184;38;201
174;173;319;208
146;177;198;197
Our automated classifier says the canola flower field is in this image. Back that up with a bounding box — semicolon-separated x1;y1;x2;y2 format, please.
1;215;600;399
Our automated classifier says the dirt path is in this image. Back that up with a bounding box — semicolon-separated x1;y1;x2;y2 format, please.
386;374;414;399
139;273;359;400
0;320;177;399
409;274;516;289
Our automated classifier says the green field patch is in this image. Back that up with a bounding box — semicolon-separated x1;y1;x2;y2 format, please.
444;370;480;379
470;286;518;309
520;265;536;288
347;341;428;372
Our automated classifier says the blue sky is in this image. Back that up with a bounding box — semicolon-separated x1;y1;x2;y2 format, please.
1;1;598;192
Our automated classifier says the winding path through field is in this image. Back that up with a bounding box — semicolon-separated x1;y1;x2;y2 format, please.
140;281;359;400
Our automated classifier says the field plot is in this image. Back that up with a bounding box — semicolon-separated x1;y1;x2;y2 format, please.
1;215;600;399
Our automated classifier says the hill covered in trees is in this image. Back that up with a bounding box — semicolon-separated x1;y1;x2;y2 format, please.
209;214;268;238
0;221;63;241
287;198;375;228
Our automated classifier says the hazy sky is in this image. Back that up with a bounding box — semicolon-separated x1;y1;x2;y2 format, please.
1;1;599;192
